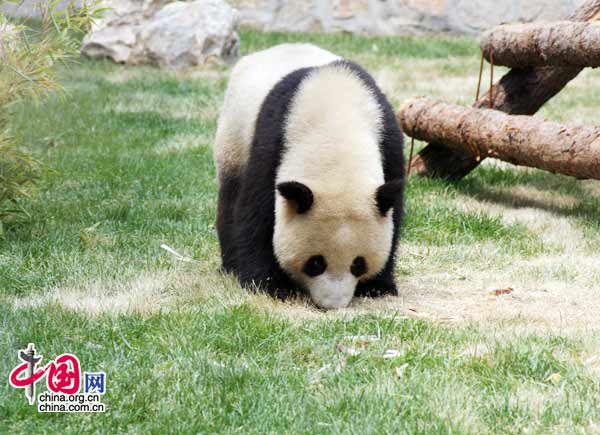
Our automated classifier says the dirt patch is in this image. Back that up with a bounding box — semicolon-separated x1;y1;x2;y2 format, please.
10;263;277;317
11;259;600;334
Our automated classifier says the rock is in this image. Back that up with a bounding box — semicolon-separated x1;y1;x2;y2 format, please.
142;1;240;67
81;0;240;68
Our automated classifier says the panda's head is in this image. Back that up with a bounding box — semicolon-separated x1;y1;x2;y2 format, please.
273;180;402;309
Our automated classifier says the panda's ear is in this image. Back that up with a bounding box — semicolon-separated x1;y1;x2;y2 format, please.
375;179;403;216
277;181;314;214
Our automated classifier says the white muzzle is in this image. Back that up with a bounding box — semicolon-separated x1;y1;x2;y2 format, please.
309;274;356;309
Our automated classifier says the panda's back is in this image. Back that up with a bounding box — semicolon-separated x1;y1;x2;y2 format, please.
213;44;340;180
277;62;387;205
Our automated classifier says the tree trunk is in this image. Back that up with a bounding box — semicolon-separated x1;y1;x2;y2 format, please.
399;97;600;180
409;0;600;181
481;22;600;68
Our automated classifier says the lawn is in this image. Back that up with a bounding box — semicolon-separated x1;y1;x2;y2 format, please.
1;28;600;433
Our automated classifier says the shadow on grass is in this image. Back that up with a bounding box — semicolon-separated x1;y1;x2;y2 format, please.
453;167;600;231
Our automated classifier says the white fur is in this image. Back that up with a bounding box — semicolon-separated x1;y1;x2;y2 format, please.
213;43;340;180
310;273;356;310
273;63;394;309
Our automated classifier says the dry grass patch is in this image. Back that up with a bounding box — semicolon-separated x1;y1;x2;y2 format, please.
153;132;212;154
581;180;600;198
12;271;180;316
371;58;482;106
105;68;148;84
108;91;220;121
381;184;600;333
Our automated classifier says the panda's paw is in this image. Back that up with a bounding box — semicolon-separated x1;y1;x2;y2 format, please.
355;280;398;298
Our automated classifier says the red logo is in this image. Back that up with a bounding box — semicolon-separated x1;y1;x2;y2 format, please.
9;343;81;404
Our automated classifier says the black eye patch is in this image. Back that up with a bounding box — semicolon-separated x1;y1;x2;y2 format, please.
303;255;327;277
350;256;367;277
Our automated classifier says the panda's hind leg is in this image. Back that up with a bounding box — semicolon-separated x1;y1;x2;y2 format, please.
216;174;240;274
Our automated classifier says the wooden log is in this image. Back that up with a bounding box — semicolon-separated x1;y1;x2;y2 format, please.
409;0;600;181
481;21;600;68
399;97;600;180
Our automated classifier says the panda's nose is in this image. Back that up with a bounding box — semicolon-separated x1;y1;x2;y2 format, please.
309;274;356;310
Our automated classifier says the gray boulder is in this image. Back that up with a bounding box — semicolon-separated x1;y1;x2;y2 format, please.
81;0;240;68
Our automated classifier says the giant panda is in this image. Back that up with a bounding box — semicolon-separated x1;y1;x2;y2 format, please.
213;43;404;309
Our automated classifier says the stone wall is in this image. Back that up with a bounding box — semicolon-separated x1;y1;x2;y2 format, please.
1;0;590;35
0;1;84;19
226;0;588;35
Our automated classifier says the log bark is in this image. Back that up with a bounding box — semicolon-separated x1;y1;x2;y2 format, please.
399;97;600;180
481;22;600;68
408;0;600;181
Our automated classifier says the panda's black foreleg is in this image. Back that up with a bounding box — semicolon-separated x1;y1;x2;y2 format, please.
355;278;398;298
216;175;240;274
355;263;398;298
233;185;299;301
235;250;298;301
239;270;299;301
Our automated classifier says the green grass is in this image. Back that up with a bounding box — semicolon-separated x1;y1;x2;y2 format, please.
2;304;600;433
239;27;479;58
1;28;600;433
